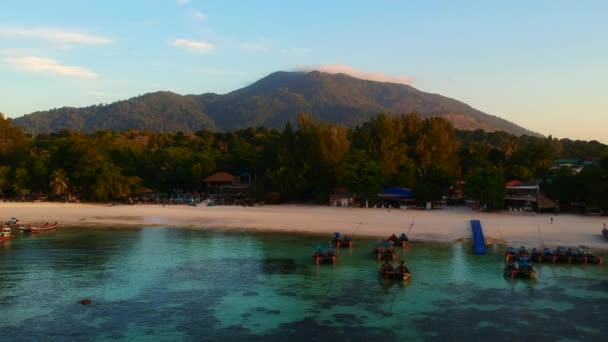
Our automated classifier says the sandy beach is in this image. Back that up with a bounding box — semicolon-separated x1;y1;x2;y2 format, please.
1;202;606;250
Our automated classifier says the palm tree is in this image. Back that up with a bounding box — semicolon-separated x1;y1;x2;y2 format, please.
50;169;69;202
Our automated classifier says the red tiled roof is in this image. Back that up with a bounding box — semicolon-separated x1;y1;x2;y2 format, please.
505;180;522;187
203;172;236;183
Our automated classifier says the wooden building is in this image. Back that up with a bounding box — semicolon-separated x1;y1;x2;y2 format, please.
203;172;250;205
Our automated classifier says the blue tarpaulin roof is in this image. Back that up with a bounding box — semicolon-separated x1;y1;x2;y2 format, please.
382;187;413;198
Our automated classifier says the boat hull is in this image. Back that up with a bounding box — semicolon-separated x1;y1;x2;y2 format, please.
379;270;411;281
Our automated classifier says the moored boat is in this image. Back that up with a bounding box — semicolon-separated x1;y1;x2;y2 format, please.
3;217;19;228
28;221;58;233
0;226;12;242
574;245;603;265
373;242;398;261
330;232;353;248
313;245;338;265
379;260;411;280
503;257;536;279
398;233;409;247
505;246;517;261
0;226;13;242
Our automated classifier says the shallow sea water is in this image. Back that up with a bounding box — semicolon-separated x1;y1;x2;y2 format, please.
0;227;606;341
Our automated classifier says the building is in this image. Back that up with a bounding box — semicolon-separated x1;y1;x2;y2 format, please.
203;172;251;205
329;187;354;207
504;180;539;211
364;187;415;209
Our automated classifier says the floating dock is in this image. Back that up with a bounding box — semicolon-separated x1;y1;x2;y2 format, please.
471;220;486;255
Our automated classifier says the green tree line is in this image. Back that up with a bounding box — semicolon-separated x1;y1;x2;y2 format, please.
0;112;606;210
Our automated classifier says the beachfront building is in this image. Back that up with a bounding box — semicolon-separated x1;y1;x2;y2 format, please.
329;187;354;207
504;180;538;211
203;172;251;205
363;187;415;209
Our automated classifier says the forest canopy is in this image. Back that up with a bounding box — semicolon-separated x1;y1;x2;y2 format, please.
1;112;606;211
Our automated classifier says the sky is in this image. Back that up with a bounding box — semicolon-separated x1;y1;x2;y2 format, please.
1;0;607;143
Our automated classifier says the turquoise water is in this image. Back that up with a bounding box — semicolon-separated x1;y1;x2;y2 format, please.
0;227;606;341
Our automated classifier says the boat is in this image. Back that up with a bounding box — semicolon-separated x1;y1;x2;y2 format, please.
313;246;338;265
28;221;58;233
503;257;536;279
516;257;536;279
0;226;12;242
379;261;411;280
505;246;517;261
2;217;19;228
373;243;398;261
516;246;530;258
330;232;353;248
397;233;409;247
573;245;603;265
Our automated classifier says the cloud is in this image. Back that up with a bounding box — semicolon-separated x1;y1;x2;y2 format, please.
176;0;191;5
172;38;215;53
280;47;311;56
188;10;207;22
0;26;112;45
293;64;414;84
4;56;98;78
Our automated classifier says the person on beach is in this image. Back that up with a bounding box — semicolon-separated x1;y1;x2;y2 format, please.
551;217;553;224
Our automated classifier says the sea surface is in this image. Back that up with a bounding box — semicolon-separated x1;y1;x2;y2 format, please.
0;227;606;341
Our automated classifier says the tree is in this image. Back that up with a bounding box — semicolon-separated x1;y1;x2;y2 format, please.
50;168;69;201
339;149;384;197
13;168;29;199
464;167;506;210
413;165;455;205
0;165;10;201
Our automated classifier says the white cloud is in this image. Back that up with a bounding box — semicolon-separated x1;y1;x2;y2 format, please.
280;47;311;56
172;38;215;53
188;10;207;22
176;0;191;5
4;56;98;78
0;26;112;45
294;64;414;84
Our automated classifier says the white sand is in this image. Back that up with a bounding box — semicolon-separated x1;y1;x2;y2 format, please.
2;202;607;250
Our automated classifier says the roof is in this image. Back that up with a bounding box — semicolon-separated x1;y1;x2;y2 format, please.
382;187;413;198
505;180;522;187
554;158;579;164
203;172;236;183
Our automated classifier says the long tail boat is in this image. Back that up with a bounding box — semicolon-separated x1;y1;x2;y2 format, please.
28;221;58;233
379;261;411;280
0;226;12;242
503;257;537;279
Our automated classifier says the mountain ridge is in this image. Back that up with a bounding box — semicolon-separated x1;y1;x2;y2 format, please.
12;71;540;137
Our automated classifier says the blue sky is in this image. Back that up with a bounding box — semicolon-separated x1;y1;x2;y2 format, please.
1;0;607;142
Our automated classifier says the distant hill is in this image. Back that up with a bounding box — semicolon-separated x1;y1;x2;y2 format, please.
13;71;539;136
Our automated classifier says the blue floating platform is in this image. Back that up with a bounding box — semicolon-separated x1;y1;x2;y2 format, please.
471;220;486;255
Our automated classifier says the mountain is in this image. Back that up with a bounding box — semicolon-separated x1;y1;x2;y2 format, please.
12;71;539;136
